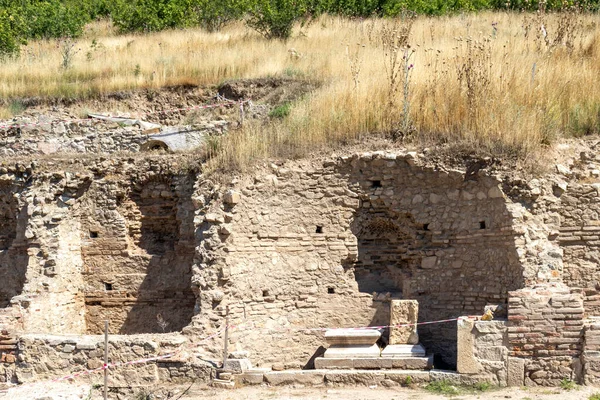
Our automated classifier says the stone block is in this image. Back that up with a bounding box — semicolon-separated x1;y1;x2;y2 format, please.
381;344;426;358
264;371;325;385
477;346;507;362
353;358;393;369
224;190;240;205
224;358;252;373
391;355;433;370
324;344;381;359
324;370;386;385
507;357;525;386
314;358;354;369
237;371;265;385
324;329;381;346
389;300;419;345
211;379;235;388
385;370;431;383
457;318;481;374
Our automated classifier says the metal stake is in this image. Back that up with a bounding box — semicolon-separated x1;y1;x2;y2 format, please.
222;306;230;369
104;320;108;400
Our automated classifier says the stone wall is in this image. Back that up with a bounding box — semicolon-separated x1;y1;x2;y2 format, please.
0;117;226;156
583;321;600;385
193;152;526;368
507;284;584;385
456;318;509;385
80;173;197;334
2;333;211;387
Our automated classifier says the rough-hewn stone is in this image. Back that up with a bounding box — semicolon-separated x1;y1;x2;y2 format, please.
389;300;419;345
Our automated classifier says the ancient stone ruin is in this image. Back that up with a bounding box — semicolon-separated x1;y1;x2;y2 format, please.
3;106;600;390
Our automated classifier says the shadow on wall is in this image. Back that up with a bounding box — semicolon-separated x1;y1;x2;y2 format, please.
0;183;28;307
121;175;196;333
342;158;524;368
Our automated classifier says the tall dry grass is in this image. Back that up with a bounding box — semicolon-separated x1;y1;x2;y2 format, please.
1;12;599;168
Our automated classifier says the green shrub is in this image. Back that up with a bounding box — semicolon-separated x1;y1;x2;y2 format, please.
191;0;251;32
589;393;600;400
269;102;292;118
247;0;309;39
23;0;89;39
0;9;26;56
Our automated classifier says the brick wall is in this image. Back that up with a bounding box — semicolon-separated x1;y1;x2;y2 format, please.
508;284;584;385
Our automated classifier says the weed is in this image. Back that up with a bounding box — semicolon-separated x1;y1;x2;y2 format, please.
403;375;413;386
560;378;576;390
8;100;25;116
473;381;491;391
269;102;292;119
425;380;460;396
589;393;600;400
58;37;80;69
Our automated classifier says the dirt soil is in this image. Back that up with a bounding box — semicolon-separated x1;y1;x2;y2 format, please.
3;382;600;400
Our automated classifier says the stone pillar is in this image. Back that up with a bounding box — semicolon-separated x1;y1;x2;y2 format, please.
389;300;419;345
456;317;481;374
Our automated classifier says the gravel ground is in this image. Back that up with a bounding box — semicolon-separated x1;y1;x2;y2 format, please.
3;382;600;400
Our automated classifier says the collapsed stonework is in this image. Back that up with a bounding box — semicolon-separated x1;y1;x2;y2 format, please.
2;141;600;389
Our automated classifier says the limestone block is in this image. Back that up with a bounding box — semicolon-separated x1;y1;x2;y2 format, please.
315;357;353;369
391;355;433;370
385;370;430;383
324;329;381;346
477;346;507;362
324;370;386;385
389;300;419;345
224;358;252;373
381;344;426;358
224;190;240;205
353;358;393;369
237;370;266;385
457;318;481;374
324;344;381;359
264;371;325;385
507;357;525;386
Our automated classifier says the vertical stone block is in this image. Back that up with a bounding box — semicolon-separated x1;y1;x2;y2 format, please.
389;300;419;345
457;317;481;374
507;357;525;386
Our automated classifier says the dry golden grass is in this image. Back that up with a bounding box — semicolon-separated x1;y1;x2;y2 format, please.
1;12;599;168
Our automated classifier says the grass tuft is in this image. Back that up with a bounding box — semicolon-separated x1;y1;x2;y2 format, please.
425;380;460;396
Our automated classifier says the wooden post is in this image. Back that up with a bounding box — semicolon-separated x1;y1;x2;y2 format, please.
239;102;245;126
222;306;230;369
104;320;109;400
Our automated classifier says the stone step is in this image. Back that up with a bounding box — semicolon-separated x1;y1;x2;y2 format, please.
236;369;432;386
381;344;426;358
211;379;235;389
314;355;433;370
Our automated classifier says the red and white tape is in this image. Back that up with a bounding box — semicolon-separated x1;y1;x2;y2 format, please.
232;316;463;334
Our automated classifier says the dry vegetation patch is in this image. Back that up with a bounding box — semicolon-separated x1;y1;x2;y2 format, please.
1;12;599;169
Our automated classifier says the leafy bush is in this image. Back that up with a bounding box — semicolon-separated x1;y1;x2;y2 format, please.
23;0;89;39
0;9;26;56
110;0;193;33
191;0;251;32
247;0;309;39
